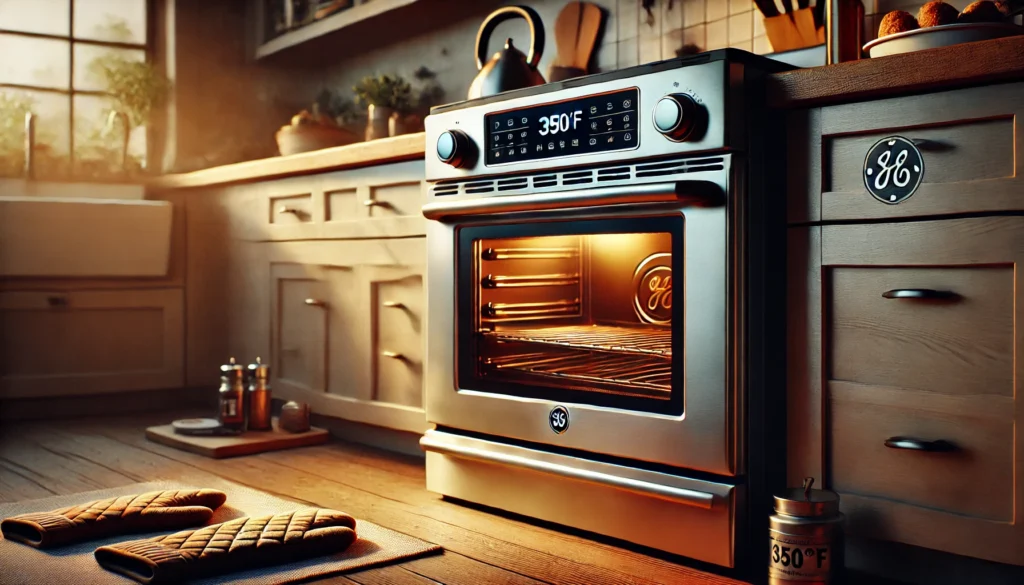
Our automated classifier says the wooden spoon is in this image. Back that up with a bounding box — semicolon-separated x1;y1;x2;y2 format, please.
574;2;603;72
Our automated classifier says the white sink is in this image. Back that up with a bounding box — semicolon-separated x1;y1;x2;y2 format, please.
0;180;172;278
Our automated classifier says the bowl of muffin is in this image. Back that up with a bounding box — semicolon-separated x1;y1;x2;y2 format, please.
864;1;1023;58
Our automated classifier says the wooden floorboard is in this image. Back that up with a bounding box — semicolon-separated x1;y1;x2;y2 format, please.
0;412;746;585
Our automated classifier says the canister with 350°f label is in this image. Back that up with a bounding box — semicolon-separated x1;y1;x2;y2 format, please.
769;477;844;584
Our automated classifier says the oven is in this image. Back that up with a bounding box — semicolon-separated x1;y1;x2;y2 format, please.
420;51;790;574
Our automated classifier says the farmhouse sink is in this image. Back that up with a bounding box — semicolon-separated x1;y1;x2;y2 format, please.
0;180;172;278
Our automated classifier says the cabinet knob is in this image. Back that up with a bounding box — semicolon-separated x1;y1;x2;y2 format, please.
882;288;958;301
382;301;405;309
363;199;391;208
304;298;327;307
884;436;957;452
381;350;405;360
278;206;302;214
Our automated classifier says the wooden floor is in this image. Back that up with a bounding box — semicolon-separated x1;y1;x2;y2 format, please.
0;410;745;585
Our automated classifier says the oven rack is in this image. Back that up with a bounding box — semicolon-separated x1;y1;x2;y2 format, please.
482;350;671;395
482;324;671;357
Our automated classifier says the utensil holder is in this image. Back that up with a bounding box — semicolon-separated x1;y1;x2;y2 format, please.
764;8;825;53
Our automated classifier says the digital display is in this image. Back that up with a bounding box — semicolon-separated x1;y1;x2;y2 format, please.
485;88;639;166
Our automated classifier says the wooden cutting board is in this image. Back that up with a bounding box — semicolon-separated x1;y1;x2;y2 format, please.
146;418;328;459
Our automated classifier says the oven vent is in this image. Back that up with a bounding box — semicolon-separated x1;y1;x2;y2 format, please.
562;170;593;186
597;166;631;182
432;183;460;196
532;174;557;188
497;177;530;191
634;156;725;178
464;180;495;194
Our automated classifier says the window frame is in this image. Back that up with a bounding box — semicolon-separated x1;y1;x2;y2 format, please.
0;0;156;173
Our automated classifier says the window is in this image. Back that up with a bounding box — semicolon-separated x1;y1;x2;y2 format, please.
0;0;151;179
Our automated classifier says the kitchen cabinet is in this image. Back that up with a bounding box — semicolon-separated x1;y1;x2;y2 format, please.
786;81;1024;576
181;160;429;434
0;288;185;398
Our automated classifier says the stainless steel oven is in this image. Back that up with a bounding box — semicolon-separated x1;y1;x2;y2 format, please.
420;51;790;575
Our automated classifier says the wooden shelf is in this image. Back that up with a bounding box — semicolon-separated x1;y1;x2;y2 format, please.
257;0;420;59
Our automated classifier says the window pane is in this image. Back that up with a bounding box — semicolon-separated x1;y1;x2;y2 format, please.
73;94;146;178
0;0;70;36
0;88;70;179
73;0;146;44
73;44;145;91
0;34;70;89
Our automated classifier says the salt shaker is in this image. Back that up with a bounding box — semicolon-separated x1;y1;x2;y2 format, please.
769;477;844;584
218;357;246;432
246;357;273;431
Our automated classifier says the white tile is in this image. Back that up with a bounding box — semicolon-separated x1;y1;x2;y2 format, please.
661;0;684;32
730;0;752;14
602;7;618;43
728;11;752;42
706;0;729;22
683;23;707;50
594;41;618;72
731;39;752;52
683;0;706;27
752;34;773;55
706;18;728;49
618;0;639;40
753;10;766;37
639;34;662;63
617;37;639;68
662;27;685;58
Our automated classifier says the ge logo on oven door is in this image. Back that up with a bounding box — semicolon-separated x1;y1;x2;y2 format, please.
549;406;570;434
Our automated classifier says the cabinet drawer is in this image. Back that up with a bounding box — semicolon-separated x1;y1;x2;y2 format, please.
373;271;424;408
271;263;327;395
830;266;1013;398
0;288;184;397
813;83;1024;222
829;391;1013;522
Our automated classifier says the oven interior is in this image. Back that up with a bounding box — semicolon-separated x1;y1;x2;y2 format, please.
459;217;684;414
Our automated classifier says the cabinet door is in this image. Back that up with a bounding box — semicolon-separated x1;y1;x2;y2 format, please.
787;217;1024;566
268;238;427;433
0;289;184;397
271;263;328;395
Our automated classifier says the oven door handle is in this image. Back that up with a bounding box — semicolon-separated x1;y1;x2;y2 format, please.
421;180;723;220
420;432;716;510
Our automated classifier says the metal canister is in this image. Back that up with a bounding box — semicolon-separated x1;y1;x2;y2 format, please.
218;357;247;431
246;357;273;431
769;477;844;584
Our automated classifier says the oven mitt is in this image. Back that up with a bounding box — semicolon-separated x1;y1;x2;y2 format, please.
94;508;358;585
0;489;228;549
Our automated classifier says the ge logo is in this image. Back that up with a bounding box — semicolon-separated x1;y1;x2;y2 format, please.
549;406;569;434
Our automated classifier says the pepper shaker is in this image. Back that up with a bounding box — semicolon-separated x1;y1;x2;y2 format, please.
218;357;247;432
769;477;844;584
247;357;273;431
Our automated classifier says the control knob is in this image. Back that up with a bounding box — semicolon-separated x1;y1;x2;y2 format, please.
653;94;704;142
436;130;474;168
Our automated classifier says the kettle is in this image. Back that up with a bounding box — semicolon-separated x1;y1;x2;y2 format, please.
468;5;546;100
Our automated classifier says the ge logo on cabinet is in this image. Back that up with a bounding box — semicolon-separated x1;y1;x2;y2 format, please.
863;136;925;205
549;406;570;434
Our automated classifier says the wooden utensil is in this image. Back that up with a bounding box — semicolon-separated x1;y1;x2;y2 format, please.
549;2;603;82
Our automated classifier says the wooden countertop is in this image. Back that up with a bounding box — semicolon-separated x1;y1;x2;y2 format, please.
767;35;1024;108
150;132;426;190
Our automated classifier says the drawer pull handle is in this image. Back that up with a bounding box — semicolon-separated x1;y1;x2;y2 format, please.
382;301;405;309
363;199;392;208
278;206;302;214
882;289;958;301
381;350;405;360
885;437;958;452
304;298;327;307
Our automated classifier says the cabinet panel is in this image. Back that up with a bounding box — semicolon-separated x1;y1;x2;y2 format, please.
0;288;184;397
271;263;327;395
372;271;424;408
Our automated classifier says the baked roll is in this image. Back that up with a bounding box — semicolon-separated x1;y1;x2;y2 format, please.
94;508;358;584
1;489;227;549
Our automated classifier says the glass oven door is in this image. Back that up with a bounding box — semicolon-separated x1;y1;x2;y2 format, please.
457;216;684;416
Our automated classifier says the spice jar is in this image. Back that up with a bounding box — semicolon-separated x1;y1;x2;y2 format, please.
246;357;273;431
218;357;247;432
769;477;844;584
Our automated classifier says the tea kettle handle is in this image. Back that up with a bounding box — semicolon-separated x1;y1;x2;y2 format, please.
475;5;545;70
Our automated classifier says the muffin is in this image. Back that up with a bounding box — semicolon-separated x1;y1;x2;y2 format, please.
958;1;1005;23
918;1;960;27
994;1;1014;17
879;10;920;37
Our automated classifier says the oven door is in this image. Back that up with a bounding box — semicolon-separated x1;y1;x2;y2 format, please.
422;178;737;476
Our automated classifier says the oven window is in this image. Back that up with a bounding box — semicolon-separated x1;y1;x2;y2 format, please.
457;217;684;415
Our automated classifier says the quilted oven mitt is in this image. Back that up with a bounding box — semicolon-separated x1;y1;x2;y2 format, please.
0;489;227;549
94;508;358;585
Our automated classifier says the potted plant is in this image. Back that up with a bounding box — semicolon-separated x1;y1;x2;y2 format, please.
353;73;412;141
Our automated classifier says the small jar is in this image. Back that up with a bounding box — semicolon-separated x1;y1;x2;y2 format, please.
218;357;246;432
769;477;844;584
246;357;273;431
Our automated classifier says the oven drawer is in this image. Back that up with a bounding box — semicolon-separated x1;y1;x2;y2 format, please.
790;82;1024;223
829;266;1013;399
829;389;1013;522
